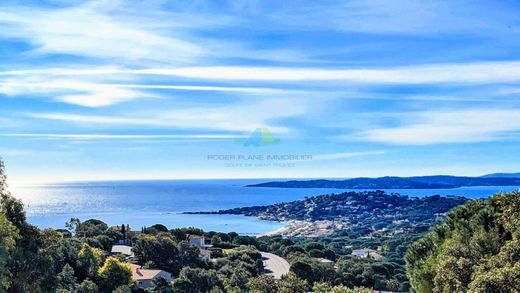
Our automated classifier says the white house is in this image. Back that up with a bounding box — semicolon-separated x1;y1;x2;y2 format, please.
187;234;212;261
130;264;172;289
351;248;382;260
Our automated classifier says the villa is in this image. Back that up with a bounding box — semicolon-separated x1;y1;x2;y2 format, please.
130;264;172;289
187;234;213;261
351;249;383;260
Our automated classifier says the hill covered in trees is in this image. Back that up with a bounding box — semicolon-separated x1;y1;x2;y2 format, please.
405;191;520;292
247;175;520;189
195;191;468;235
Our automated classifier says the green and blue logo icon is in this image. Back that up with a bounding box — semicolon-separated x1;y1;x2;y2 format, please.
234;128;280;147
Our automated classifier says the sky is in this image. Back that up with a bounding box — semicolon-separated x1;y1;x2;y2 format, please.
1;0;520;184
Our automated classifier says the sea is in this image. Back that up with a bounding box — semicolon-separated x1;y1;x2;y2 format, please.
9;179;519;235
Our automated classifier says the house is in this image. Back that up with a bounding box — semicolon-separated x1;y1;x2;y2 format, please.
186;234;205;248
111;245;134;258
316;258;334;265
130;264;172;289
351;248;383;260
187;234;212;260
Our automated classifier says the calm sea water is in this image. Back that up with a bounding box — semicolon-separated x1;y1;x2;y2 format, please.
10;179;519;234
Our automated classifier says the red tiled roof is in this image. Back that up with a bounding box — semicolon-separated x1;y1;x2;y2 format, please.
129;264;164;280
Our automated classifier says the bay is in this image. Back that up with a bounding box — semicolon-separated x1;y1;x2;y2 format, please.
10;179;518;234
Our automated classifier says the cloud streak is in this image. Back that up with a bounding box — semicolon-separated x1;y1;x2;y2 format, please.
0;79;298;107
0;133;245;140
0;2;208;65
313;150;387;161
3;61;520;84
356;109;520;145
26;97;309;133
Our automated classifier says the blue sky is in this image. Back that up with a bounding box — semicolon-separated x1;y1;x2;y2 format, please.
1;0;520;184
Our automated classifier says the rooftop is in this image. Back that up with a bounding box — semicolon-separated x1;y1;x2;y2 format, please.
129;264;165;281
111;245;134;257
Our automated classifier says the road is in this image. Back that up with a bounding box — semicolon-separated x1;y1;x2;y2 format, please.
261;252;290;279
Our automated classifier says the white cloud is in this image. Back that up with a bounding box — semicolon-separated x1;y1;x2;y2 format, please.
3;61;520;84
0;79;153;107
0;133;245;140
27;98;308;133
133;62;520;84
313;150;387;161
0;2;208;64
0;1;314;65
0;77;301;107
356;109;520;145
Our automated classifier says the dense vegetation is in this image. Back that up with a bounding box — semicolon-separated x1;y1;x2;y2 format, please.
189;191;468;291
248;175;520;189
197;191;467;234
3;156;517;292
405;191;520;292
1;158;376;292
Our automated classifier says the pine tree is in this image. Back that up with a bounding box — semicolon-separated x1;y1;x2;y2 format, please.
57;264;77;291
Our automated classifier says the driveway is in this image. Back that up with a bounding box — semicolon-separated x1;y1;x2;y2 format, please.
261;252;290;279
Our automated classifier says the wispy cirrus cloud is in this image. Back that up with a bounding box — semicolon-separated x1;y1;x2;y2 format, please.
0;133;245;140
355;109;520;145
0;78;299;107
3;61;520;84
26;97;309;133
0;1;314;66
131;62;520;84
0;2;208;65
313;150;387;161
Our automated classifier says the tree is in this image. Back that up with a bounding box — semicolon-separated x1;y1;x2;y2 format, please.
172;278;192;293
112;285;132;293
179;267;221;292
57;264;77;291
0;212;18;290
308;249;325;258
151;276;174;293
405;191;520;293
290;261;314;282
468;263;520;293
305;242;324;252
0;159;54;292
120;224;126;239
177;240;202;269
283;245;305;256
279;273;308;293
247;275;279;293
97;257;133;291
151;224;169;232
211;235;222;247
76;219;109;238
133;233;181;275
77;243;105;279
228;266;252;289
76;279;99;293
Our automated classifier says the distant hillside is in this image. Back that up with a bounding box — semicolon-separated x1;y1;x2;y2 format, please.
247;175;520;189
190;191;468;236
481;172;520;178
